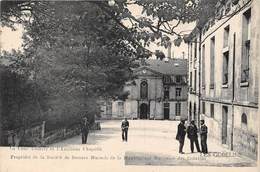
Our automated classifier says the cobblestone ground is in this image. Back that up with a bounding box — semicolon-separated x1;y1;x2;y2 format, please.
50;120;256;167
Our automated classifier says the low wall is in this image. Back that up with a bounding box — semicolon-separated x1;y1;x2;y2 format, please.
3;122;44;146
43;128;80;145
43;122;101;145
2;121;101;147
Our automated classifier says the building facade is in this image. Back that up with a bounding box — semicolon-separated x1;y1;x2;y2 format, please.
187;0;259;159
101;58;188;120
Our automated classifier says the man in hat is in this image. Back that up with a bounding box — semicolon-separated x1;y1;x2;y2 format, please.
121;118;129;142
187;120;201;153
200;119;208;154
176;119;186;154
81;117;90;144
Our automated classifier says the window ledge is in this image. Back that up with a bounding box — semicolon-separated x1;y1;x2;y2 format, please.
240;81;249;87
222;84;229;88
222;46;229;53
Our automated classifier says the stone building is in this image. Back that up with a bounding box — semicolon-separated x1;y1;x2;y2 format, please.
187;0;259;159
101;58;188;120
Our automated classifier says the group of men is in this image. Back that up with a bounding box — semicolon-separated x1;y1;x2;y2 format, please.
176;119;208;154
80;117;208;155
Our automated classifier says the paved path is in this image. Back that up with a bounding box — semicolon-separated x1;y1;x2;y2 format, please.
50;120;256;167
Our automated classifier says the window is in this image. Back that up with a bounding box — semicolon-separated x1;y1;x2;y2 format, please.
194;39;197;60
189;72;192;88
241;113;247;124
163;75;171;84
175;103;181;116
223;25;230;48
194;70;197;91
210;36;215;88
202;102;205;114
193;103;196;121
222;51;229;85
189;102;192;119
140;81;148;99
164;87;169;99
202;44;205;88
175;75;182;83
210;104;215;118
176;88;181;97
241;113;247;130
241;9;251;84
190;43;193;61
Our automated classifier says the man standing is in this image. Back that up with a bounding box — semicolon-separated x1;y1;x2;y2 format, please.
200;119;208;154
187;120;201;153
121;118;129;142
81;117;90;144
176;119;186;154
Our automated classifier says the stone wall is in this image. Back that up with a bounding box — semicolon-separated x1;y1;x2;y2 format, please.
233;127;258;160
2;121;101;146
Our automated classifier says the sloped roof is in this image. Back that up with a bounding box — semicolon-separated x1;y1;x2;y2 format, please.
141;58;187;75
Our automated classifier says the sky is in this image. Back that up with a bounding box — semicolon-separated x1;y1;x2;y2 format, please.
0;25;24;52
0;2;196;59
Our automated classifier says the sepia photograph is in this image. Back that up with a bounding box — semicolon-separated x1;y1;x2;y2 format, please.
0;0;259;171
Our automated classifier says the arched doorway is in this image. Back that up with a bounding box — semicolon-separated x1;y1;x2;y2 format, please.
140;103;148;119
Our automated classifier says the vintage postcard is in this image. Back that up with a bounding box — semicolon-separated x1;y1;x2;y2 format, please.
0;0;259;171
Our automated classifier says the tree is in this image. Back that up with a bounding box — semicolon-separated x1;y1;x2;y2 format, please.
0;0;242;134
1;1;141;130
0;64;47;131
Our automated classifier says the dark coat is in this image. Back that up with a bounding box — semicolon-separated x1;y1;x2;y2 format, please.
200;124;208;136
176;122;186;140
81;120;90;133
187;124;198;140
121;120;129;130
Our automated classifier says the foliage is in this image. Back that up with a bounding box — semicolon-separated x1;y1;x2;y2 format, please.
0;0;237;134
0;65;46;131
155;50;166;60
1;1;141;131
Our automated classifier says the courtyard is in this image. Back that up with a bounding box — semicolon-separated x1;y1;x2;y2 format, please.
50;120;256;167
